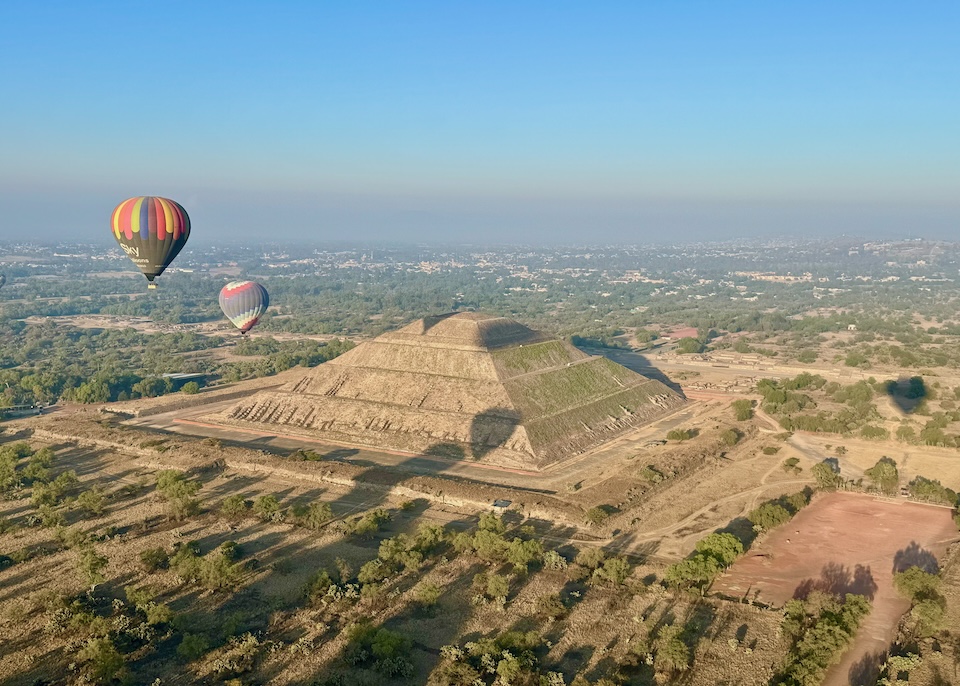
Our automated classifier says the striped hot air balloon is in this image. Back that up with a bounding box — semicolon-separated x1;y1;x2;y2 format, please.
219;281;269;334
110;196;191;289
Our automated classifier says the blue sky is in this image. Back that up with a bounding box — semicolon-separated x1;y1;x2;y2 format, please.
2;1;958;243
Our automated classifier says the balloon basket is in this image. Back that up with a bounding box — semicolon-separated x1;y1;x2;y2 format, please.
147;283;157;290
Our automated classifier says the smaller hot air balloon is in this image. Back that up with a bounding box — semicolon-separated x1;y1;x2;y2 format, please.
110;196;191;289
0;274;6;290
219;281;269;334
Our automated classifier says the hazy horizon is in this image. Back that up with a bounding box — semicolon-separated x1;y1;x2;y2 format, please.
3;2;958;243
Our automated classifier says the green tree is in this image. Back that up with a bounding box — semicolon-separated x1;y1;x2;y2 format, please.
181;381;201;394
584;506;610;527
677;337;705;354
865;457;899;495
653;625;689;673
731;399;755;421
155;470;201;520
721;428;741;446
77;546;108;589
695;532;743;566
253;494;282;522
748;502;792;531
812;462;841;490
220;494;249;519
78;637;126;684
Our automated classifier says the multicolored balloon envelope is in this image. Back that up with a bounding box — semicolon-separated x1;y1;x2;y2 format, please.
219;281;269;333
110;196;191;288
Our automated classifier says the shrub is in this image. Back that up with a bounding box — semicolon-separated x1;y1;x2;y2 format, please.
585;506;610;527
252;494;282;522
181;381;201;394
178;632;210;661
781;457;801;474
575;547;606;570
78;637;126;684
594;556;631;586
721;429;741;446
220;494;249;519
349;509;390;538
537;593;568;619
748;503;792;532
212;633;261;677
653;625;689;674
732;399;755;421
416;581;442;608
155;470;200;520
140;547;169;572
506;537;543;572
865;457;899;495
76;488;107;517
542;550;568;571
77;546;108;589
666;429;693;442
762;446;781;455
485;573;510;600
292;501;333;530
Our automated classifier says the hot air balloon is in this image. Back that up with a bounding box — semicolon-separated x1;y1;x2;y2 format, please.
0;274;6;290
110;197;190;289
219;281;269;334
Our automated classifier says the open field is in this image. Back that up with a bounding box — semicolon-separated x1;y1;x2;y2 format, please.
714;492;960;686
0;422;799;685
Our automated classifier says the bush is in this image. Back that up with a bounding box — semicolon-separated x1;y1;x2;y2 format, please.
220;494;249;519
344;622;414;678
594;556;631;586
155;470;200;520
212;633;261;677
139;547;169;572
653;625;689;674
75;488;106;517
781;457;801;474
348;509;390;538
732;399;755;421
416;581;442;608
575;547;606;570
748;503;792;532
865;457;899;495
178;632;210;661
181;381;201;394
542;550;568;571
77;546;108;589
253;494;282;522
78;637;126;684
720;429;741;446
537;593;568;620
584;506;610;527
291;501;333;530
666;428;693;442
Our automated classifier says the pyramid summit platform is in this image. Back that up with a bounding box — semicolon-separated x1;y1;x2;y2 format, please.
210;312;685;469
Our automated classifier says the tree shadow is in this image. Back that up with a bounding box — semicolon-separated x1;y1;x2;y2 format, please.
793;562;878;601
848;649;886;686
885;376;927;414
892;541;939;573
714;516;757;549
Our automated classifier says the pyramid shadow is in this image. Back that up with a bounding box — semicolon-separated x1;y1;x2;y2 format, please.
575;345;685;397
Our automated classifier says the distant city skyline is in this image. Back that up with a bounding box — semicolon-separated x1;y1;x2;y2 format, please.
2;1;958;243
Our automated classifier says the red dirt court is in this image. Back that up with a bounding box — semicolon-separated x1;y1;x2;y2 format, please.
713;492;959;686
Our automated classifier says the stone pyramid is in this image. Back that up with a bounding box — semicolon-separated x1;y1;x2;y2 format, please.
212;312;685;469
